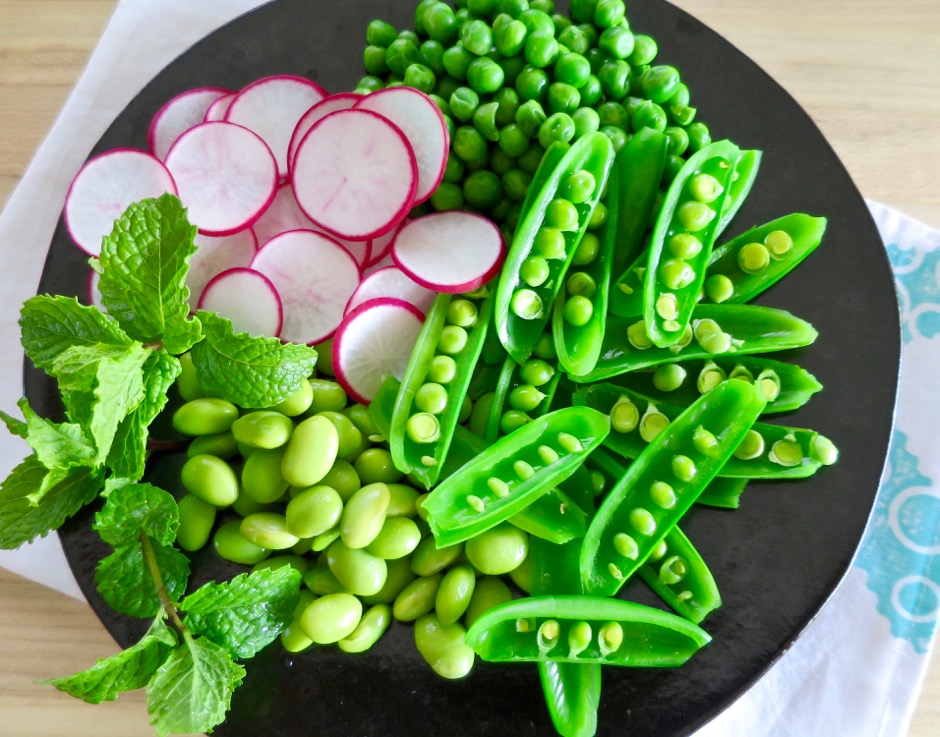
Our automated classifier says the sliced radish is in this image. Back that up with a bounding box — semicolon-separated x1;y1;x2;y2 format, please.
225;75;328;181
354;87;449;205
292;109;416;241
250;229;361;344
87;264;104;310
64;148;178;256
363;249;396;276
365;219;403;269
148;87;230;161
204;93;235;122
197;267;283;338
392;211;505;293
186;228;258;306
332;298;425;404
345;265;435;316
164;122;278;236
287;92;362;178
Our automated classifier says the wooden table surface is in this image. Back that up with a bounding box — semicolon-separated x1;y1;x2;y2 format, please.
1;1;938;735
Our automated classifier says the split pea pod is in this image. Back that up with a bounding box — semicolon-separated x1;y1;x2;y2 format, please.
484;351;561;442
580;379;766;596
715;149;762;236
574;304;819;382
641;140;741;347
495;132;616;364
464;595;711;666
422;407;610;547
390;290;495;487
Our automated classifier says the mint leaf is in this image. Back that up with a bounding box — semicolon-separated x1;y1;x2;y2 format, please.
147;633;245;737
190;311;317;408
96;539;190;618
51;343;140;392
19;295;132;374
181;567;302;659
0;457;101;549
98;194;200;353
18;399;96;469
0;408;28;438
87;344;150;463
41;618;176;703
94;483;179;548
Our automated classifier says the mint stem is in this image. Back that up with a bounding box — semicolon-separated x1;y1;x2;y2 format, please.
140;531;186;635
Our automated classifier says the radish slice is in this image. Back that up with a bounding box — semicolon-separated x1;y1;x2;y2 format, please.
287;92;362;178
87;265;104;310
354;87;449;205
292;108;417;241
148;87;230;161
225;75;328;180
197;267;283;338
164;122;278;236
186;229;258;306
332;298;425;404
345;265;435;316
204;93;235;122
250;229;361;344
252;183;370;266
365;219;404;269
363;249;396;276
64;148;178;256
392;211;506;293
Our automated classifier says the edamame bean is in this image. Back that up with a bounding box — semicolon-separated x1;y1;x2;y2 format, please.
386;483;420;518
327;539;388;596
251;554;309;576
316;410;365;459
338;603;393;653
319;459;361;501
361;556;417;605
231;411;293;449
507;547;534;593
286;485;344;538
181;454;239;507
304;564;349;595
213;519;270;565
308;378;347;414
172;398;239;436
273;379;314;417
436;563;477;625
176;494;217;552
281;415;339;488
366;517;423;559
340;482;391;549
354;448;403;484
175;352;202;401
241;447;289;503
465;523;529;574
464;575;513;627
411;537;464;576
186;431;238;460
393;573;444;622
300;593;363;645
239;512;299;550
414;613;476;679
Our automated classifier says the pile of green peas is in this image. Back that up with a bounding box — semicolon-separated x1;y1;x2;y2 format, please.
356;0;711;241
170;356;537;679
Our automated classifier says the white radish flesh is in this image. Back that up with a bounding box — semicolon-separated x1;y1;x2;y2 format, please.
392;211;506;293
332;298;425;405
197;267;283;338
64;148;178;257
354;87;449;205
365;219;403;269
204;93;235;122
287;92;361;178
250;229;361;344
292;109;416;241
225;75;327;180
164;122;278;236
186;228;258;307
345;265;435;316
148;87;230;161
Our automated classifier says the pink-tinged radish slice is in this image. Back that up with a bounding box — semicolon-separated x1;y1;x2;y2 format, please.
225;75;328;180
197;267;283;338
287;92;362;178
87;264;104;310
148;87;230;161
64;148;178;257
345;265;435;316
392;211;505;293
332;298;425;404
187;228;258;307
164;122;278;236
292;109;417;241
250;229;361;344
365;219;404;268
364;250;396;276
354;87;449;205
204;93;235;122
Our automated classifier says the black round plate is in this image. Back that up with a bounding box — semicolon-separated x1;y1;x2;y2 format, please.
30;1;900;735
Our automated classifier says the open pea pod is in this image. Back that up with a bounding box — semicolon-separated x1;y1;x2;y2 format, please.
423;407;610;547
495;133;616;364
369;375;400;441
573;303;818;382
702;213;827;304
641;140;742;348
715;149;762;236
608;355;823;415
580;379;766;597
484;348;562;442
464;595;711;666
575;382;838;481
390;290;494;488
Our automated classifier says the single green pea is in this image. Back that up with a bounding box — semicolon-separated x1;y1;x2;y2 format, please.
564;620;592;658
557;23;589;54
687;121;712;152
286;485;344;539
538;112;576;148
562;272;595;301
629;506;657;536
385;38;421;78
187;431;238;460
811;434;839;466
511;288;544;320
181;454;239;507
738;242;771;274
518;140;548;173
319;458;361;502
596;101;628;131
653;363;688;392
579;74;603;107
464;170;503;208
438;324;470;354
610;396;640;433
669;103;697;127
600;125;628;153
598;25;634;59
598;60;632;100
520;255;551;287
670;82;691;107
176;494;217;552
431;182;465;211
544;82;580;116
659;555;688;586
704;274;734;303
693;425;722;458
393;573;444;622
519;7;554;34
173;398;239;436
450;86;480;122
519;358;554;387
461;19;494;56
502;168;533;202
469;0;501;16
627;320;653;350
414;613;476;679
594;0;625;27
640;65;681;104
545;197;579;230
765;229;795;260
428;355;458;385
404;63;436;93
558;170;596;205
554;53;591;89
639;405;670;442
500;409;533;434
412;537;464;576
495;124;527;159
693;318;731;354
629;33;658;66
338;603;392;654
435;563;477;625
533;332;557;361
533;226;566;259
327;539;388;596
696;362;727;394
672;454;698;482
563;295;594;326
649;481;677;510
769;436;804;467
240;512;299;550
280;415;339;489
613;531;639;560
756;369;782;401
366;19;397;47
572;232;599;265
524;29;559;68
453;125;489;162
354;448;403;485
668;233;702;260
494;17;528;55
655;292;679;321
468;58;505;94
664;125;690;157
354;75;385;94
301;592;362;644
442;45;474;81
571;107;600;139
689;172;724;204
424;2;459;44
659;258;696;290
366;516;423;559
415;382;449;415
465;523;529;575
734;428;765;460
515;66;550;104
412;0;436;35
507;383;545;412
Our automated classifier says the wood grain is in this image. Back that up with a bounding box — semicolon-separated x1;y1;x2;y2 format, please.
0;1;937;735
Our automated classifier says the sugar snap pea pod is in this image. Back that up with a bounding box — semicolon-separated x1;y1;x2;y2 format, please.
702;213;827;305
368;375;399;442
573;304;819;382
391;290;495;488
580;379;766;596
576;381;837;480
423;407;610;547
518;141;571;225
464;595;711;666
608;355;823;414
552;161;619;377
714;149;762;237
484;351;562;441
495;133;616;364
642;140;741;347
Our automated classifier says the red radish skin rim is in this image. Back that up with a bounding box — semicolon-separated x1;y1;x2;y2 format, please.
287;92;362;178
147;87;231;160
391;212;506;294
187;228;260;308
164;121;279;237
63;147;179;257
197;266;284;337
204;93;236;123
364;218;407;269
291;109;417;242
332;297;426;405
344;265;435;317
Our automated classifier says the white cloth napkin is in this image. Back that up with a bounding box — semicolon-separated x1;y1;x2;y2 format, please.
1;2;938;735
